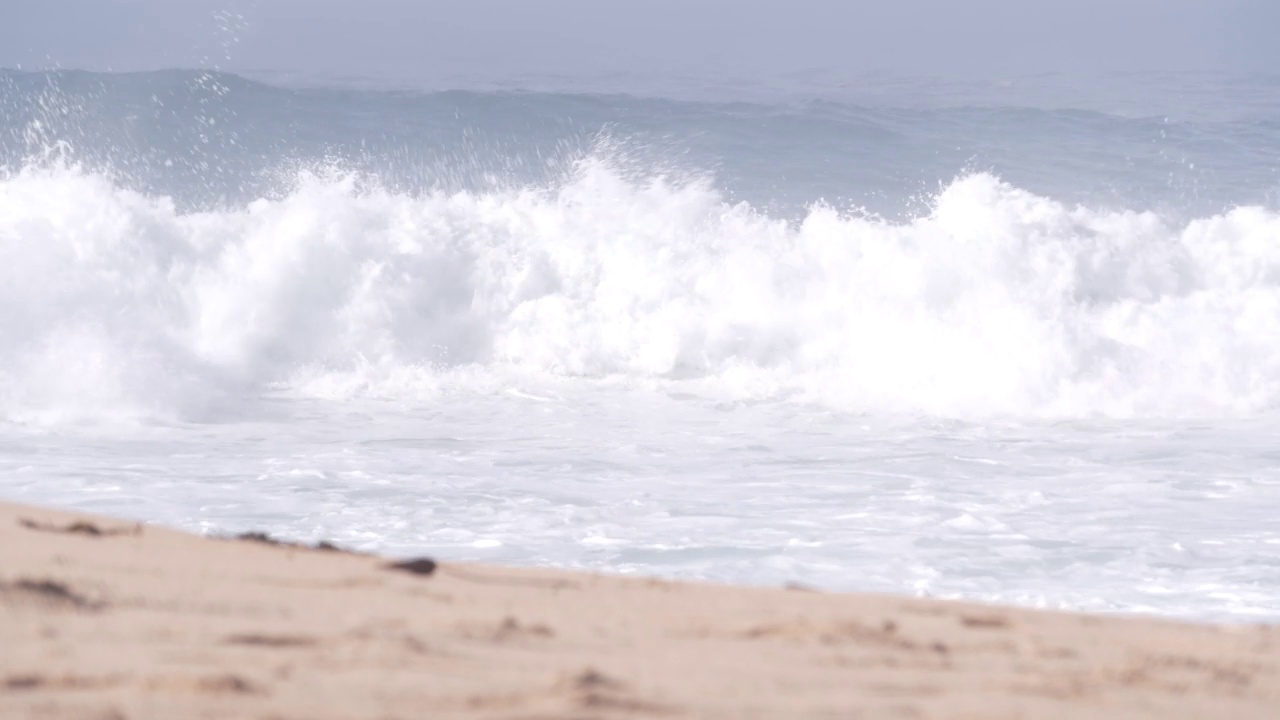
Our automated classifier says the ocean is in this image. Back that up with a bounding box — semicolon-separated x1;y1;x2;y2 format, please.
2;68;1279;621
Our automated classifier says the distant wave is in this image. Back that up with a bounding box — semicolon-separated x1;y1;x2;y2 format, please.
6;67;1278;218
3;155;1280;423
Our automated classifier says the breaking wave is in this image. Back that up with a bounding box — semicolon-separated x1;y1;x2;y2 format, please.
3;155;1279;422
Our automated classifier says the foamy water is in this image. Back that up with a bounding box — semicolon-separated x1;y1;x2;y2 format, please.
2;69;1279;621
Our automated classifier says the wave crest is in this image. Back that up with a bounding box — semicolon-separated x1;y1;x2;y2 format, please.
3;157;1279;422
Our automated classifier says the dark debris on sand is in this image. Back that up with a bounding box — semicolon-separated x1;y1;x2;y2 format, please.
385;558;438;576
19;518;140;538
230;531;357;554
0;578;104;611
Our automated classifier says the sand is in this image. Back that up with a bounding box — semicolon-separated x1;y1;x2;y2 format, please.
1;501;1277;719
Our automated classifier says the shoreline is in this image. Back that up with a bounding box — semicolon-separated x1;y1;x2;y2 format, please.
2;501;1277;719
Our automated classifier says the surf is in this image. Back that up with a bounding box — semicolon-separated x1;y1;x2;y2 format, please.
3;155;1279;424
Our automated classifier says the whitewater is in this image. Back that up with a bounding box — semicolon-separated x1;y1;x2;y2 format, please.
2;69;1279;621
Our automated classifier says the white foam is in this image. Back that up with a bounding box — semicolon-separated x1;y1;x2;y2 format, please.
3;156;1280;423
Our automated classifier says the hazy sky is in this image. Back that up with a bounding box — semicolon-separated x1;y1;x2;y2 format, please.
4;1;1278;81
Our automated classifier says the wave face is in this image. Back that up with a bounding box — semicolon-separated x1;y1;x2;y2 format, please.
3;156;1280;422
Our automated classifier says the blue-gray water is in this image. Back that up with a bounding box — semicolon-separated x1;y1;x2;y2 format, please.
2;69;1279;621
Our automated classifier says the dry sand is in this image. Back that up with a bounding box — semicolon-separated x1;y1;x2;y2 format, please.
1;501;1277;719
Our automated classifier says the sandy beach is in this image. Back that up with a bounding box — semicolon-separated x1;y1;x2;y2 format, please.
1;501;1277;719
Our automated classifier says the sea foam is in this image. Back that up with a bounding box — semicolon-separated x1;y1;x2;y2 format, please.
3;156;1279;423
